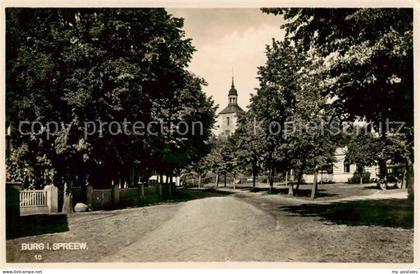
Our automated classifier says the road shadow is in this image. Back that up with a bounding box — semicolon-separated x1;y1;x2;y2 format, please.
169;188;232;203
7;214;69;240
134;187;232;207
299;188;337;198
281;198;413;229
364;185;381;190
231;185;338;198
270;187;338;198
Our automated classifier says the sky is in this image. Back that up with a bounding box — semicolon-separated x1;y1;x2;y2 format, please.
167;9;285;112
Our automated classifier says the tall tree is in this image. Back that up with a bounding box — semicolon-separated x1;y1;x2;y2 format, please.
263;8;414;195
6;9;216;208
148;73;216;196
287;54;337;198
251;35;337;198
250;38;304;192
234;112;263;190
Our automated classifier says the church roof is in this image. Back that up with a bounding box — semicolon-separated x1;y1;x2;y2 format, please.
219;104;244;115
228;77;238;96
218;75;244;115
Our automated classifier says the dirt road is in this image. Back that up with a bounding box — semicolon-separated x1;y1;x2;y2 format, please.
101;196;300;262
7;190;413;263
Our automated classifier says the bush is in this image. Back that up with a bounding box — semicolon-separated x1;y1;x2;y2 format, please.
347;171;371;184
320;179;334;184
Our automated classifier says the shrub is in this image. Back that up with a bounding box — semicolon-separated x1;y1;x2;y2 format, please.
347;171;371;184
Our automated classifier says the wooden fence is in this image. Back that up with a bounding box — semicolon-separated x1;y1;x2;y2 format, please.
92;189;113;210
20;190;47;208
73;184;146;211
119;187;140;207
19;185;58;216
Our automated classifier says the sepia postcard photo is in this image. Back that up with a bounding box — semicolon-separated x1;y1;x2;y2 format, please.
2;3;417;267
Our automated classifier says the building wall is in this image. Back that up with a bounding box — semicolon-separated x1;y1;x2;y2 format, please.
218;112;239;137
302;147;378;183
148;175;181;186
331;148;357;183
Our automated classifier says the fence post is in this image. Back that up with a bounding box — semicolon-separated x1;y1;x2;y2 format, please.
112;184;119;208
44;185;58;214
167;179;172;198
86;185;94;209
136;184;141;204
51;186;58;213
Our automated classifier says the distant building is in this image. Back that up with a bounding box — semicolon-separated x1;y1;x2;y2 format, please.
302;147;378;183
217;77;245;137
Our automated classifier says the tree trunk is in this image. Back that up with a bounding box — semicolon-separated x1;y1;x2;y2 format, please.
378;159;387;180
403;156;413;198
407;163;414;201
224;174;227;188
269;169;274;193
287;184;294;195
215;174;219;188
402;158;412;190
287;170;294;195
311;168;318;199
295;177;301;192
358;166;364;184
293;168;304;196
129;166;135;187
168;174;173;198
402;167;407;189
252;172;256;190
198;175;202;189
286;171;294;195
165;175;170;199
159;174;163;199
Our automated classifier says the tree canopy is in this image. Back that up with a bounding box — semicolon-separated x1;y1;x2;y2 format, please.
6;8;216;189
263;8;413;127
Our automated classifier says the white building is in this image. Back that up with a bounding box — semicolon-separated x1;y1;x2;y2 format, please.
302;147;378;183
148;175;181;186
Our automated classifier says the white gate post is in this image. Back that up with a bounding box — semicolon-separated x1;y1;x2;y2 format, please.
44;185;58;214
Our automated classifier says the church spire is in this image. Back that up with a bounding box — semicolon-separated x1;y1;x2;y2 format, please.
231;67;235;88
228;68;238;104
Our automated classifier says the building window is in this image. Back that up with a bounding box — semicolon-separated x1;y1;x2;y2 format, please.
344;158;350;173
226;117;230;126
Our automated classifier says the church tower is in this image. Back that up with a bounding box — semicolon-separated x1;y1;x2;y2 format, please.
217;76;244;137
228;77;238;105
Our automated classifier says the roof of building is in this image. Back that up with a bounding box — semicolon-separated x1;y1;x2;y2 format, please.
219;104;245;115
228;77;238;96
218;76;244;115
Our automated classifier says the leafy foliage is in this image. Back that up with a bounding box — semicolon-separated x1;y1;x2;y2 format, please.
6;8;215;189
263;8;413;195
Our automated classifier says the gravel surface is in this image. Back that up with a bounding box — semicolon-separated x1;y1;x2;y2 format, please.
101;196;299;262
6;203;183;262
7;188;413;263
